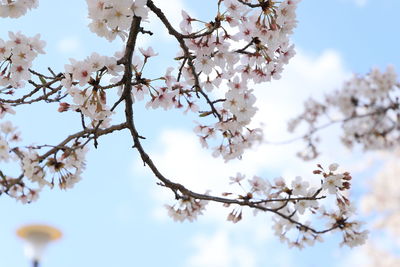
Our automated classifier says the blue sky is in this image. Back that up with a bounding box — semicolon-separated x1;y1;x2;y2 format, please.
1;0;399;267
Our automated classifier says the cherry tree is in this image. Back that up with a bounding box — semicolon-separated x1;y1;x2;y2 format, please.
289;66;399;161
358;152;400;266
0;0;371;249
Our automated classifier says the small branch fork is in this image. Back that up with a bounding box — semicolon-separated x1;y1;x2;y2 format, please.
0;71;65;106
146;0;222;120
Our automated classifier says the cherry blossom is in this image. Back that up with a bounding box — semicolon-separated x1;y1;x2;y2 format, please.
0;0;372;250
87;0;149;41
166;194;209;222
290;65;400;160
0;0;38;18
0;32;45;88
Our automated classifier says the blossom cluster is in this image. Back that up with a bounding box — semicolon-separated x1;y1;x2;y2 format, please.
88;0;298;161
0;0;38;18
86;0;149;41
359;153;400;265
81;1;300;161
60;52;124;127
0;119;36;202
3;146;87;203
0;120;20;161
0;102;15;118
362;153;400;238
0;117;87;203
166;163;368;248
0;31;45;89
289;66;400;160
181;0;299;161
83;0;300;160
166;194;209;222
144;61;200;112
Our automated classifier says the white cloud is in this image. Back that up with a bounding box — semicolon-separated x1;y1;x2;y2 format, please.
188;230;256;267
57;37;81;53
354;0;367;7
254;49;349;137
334;246;368;267
151;0;186;29
341;0;367;7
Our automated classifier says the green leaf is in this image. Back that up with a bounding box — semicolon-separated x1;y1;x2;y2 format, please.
39;76;47;85
199;111;212;117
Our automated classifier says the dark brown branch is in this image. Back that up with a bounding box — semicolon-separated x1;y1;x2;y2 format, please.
237;0;265;8
38;123;127;162
0;72;64;106
146;0;222;121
